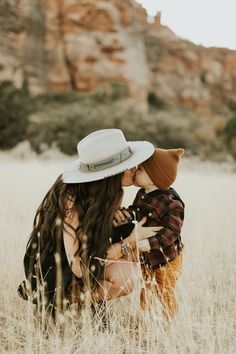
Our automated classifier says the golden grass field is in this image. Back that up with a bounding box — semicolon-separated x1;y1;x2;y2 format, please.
0;155;235;353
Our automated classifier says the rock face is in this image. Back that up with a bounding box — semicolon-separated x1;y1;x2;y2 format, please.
0;0;26;88
145;21;236;116
0;0;236;115
0;0;150;106
0;0;46;94
41;0;150;106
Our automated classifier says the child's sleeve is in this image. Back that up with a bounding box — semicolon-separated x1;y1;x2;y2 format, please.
148;199;184;250
112;222;135;244
111;189;147;244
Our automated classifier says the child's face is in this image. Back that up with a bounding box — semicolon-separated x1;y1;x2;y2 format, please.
121;167;137;186
134;164;154;187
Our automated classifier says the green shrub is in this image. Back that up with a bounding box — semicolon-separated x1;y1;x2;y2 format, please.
29;81;130;111
221;114;236;159
225;98;236;112
28;99;215;158
145;35;164;62
0;80;31;149
223;114;236;138
26;81;130;154
31;91;81;107
28;103;142;155
0;80;226;160
148;91;168;110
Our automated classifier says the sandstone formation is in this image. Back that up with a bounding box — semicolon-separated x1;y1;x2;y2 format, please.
145;19;236;116
0;0;236;116
42;0;150;107
0;0;46;94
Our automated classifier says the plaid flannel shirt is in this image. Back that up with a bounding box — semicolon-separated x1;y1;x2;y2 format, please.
131;187;185;269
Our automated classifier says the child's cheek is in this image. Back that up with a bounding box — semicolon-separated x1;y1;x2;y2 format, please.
134;175;141;187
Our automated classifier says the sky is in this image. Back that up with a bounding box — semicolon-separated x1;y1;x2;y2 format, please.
135;0;236;50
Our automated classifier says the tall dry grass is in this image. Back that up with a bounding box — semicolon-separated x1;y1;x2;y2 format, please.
0;156;235;353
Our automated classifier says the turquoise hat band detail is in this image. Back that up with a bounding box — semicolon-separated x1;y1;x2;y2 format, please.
80;146;132;172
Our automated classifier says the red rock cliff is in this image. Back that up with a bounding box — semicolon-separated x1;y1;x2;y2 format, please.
0;0;235;116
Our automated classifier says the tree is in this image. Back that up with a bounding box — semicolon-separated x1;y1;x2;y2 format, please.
0;80;30;149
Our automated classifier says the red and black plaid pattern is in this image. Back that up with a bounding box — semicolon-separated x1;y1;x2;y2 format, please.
131;188;184;269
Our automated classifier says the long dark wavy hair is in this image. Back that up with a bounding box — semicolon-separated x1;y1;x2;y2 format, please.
27;173;123;291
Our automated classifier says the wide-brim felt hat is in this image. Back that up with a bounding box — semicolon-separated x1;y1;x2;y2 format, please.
62;129;154;183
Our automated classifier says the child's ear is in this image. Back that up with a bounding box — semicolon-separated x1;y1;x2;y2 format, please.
177;148;185;157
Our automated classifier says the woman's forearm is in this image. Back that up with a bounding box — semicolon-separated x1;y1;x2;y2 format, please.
106;234;136;261
106;221;161;261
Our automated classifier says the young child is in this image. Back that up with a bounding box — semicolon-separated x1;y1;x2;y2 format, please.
131;148;185;318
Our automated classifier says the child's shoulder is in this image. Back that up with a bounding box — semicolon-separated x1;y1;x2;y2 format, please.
133;188;145;202
161;188;185;208
144;188;184;208
133;188;184;207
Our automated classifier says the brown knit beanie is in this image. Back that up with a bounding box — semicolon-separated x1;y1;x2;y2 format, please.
142;148;184;190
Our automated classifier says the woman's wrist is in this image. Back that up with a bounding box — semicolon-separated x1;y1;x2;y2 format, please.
125;232;137;249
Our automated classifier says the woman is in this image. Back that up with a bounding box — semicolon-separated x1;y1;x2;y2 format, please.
18;129;160;317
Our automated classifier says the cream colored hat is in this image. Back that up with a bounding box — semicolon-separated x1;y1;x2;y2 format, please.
62;129;154;183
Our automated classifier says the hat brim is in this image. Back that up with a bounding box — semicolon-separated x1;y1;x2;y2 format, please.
62;141;154;183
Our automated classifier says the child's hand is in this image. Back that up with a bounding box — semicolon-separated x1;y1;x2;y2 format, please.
137;239;151;252
113;207;133;227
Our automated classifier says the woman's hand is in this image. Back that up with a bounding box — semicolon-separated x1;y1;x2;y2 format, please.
113;207;133;227
137;239;151;252
131;217;163;242
106;217;163;261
